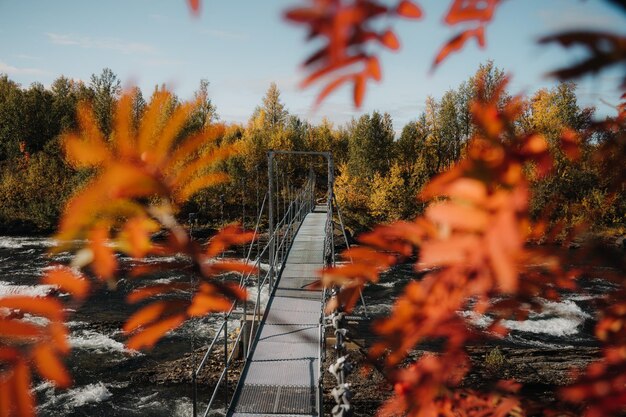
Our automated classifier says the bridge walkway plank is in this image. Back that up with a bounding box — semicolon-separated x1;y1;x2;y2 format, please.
228;206;327;416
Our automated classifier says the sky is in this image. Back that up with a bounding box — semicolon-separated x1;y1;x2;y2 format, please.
0;0;624;132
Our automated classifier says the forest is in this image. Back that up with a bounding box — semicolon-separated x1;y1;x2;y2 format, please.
1;61;623;237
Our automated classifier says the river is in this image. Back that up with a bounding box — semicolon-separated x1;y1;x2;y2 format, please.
0;236;609;416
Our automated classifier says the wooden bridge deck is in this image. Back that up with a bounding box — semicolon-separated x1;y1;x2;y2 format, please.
228;206;326;417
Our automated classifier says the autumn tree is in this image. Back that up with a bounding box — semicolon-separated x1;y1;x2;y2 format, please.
260;82;288;131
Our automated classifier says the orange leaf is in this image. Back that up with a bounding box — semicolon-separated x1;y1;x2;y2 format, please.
0;296;64;321
49;321;70;355
127;283;191;304
112;91;135;158
206;225;255;257
314;74;353;108
126;313;186;350
41;267;90;300
0;375;10;417
396;0;422;19
118;217;159;259
425;201;488;232
366;56;382;81
433;26;485;69
444;0;500;25
0;347;20;362
188;293;232;316
353;74;366;108
420;235;481;267
342;247;395;267
32;344;71;388
0;319;42;339
560;128;581;160
380;30;400;50
486;228;518;292
175;172;230;202
300;55;367;89
62;133;111;168
123;301;168;333
89;225;117;280
12;359;34;417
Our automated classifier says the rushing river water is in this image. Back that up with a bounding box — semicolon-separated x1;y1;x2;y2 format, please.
0;236;610;416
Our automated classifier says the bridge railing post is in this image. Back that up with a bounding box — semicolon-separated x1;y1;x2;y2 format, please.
268;151;275;291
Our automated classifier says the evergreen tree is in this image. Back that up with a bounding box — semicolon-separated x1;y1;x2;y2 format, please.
347;111;394;179
90;68;121;137
0;75;24;160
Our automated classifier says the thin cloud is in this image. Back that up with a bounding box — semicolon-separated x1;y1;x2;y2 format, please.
0;60;49;76
196;28;249;41
46;32;157;55
15;54;42;61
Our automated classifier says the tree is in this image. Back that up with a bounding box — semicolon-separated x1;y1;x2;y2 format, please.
189;79;218;130
0;74;24;160
22;82;55;154
51;76;79;132
89;68;121;137
130;86;146;128
261;82;288;131
347;111;394;179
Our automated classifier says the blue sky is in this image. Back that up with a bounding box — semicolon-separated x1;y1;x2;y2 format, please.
0;0;624;132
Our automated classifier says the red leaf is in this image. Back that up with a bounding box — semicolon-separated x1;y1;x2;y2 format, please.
32;344;71;388
433;26;485;68
353;74;366;108
285;7;320;23
396;0;423;19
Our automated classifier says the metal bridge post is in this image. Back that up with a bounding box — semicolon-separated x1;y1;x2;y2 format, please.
268;151;275;291
224;313;228;408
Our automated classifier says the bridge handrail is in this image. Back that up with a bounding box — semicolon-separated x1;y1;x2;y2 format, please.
193;176;316;417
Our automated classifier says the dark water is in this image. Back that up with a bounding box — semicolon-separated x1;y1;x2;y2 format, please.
0;237;613;416
0;236;264;417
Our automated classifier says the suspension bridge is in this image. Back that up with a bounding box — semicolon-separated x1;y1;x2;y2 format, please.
191;151;358;417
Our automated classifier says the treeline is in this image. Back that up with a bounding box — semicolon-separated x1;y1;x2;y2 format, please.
0;62;623;235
